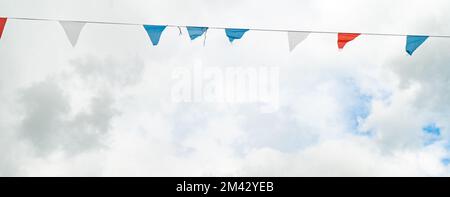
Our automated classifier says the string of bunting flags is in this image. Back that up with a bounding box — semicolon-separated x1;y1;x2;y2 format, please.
1;16;449;55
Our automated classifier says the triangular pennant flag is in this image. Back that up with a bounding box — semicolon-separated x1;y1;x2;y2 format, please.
143;25;167;46
0;17;8;39
338;33;361;49
406;35;429;55
288;31;310;52
225;28;249;43
187;26;208;40
59;21;86;47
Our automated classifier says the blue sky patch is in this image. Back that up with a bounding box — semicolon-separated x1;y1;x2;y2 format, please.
422;123;442;146
423;123;441;136
341;78;373;133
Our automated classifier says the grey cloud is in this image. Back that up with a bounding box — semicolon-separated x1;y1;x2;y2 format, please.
380;14;450;144
18;79;70;154
18;79;117;155
390;40;450;113
64;92;118;153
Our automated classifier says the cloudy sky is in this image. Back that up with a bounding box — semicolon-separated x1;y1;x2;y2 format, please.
1;0;450;176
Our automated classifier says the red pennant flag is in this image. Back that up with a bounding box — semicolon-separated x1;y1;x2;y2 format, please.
338;33;360;49
0;18;7;39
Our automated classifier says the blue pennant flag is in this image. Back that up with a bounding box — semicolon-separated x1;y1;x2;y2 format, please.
406;35;429;55
187;26;208;40
143;25;167;46
225;28;249;43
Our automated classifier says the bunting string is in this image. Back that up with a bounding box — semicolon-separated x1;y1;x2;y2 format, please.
2;16;450;55
7;16;450;38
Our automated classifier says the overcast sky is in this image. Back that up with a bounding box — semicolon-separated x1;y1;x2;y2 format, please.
1;0;450;176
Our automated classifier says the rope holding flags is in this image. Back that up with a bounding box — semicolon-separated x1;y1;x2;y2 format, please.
0;18;7;39
0;16;444;56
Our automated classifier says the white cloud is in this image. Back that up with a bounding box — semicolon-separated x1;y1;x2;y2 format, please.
239;137;449;177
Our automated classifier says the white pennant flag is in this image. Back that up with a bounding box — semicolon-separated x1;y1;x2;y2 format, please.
288;31;310;52
59;21;86;47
